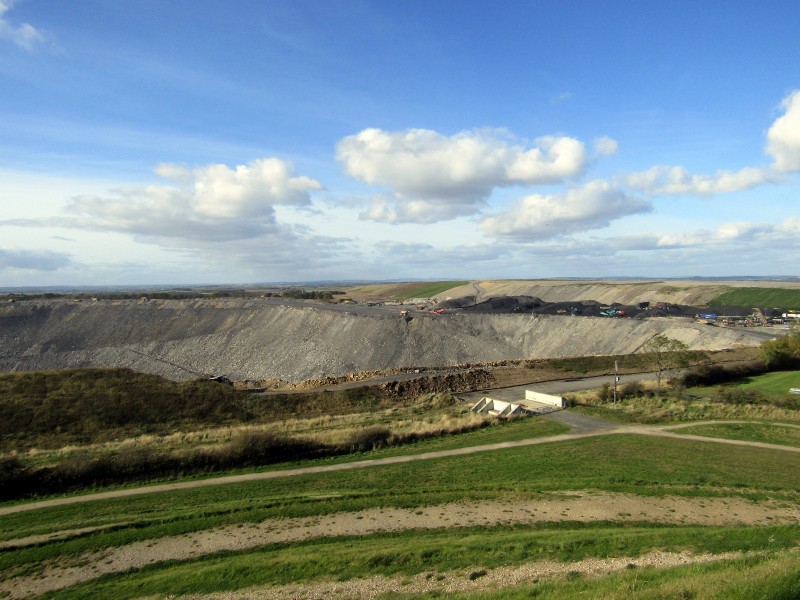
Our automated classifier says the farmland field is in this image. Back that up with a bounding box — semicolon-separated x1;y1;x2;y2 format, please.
708;287;800;309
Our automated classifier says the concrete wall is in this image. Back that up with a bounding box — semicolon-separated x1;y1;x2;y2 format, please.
471;397;524;417
525;390;565;408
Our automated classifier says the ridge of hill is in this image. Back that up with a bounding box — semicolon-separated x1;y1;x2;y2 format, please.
0;297;775;382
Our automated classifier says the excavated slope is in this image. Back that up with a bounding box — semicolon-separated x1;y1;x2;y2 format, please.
440;280;800;306
0;298;772;382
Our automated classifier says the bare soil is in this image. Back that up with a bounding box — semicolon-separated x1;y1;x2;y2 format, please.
3;491;798;599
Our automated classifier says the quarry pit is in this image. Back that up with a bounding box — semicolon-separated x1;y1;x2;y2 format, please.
0;279;785;383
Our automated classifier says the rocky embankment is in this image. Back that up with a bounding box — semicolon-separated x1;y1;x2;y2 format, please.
0;298;775;382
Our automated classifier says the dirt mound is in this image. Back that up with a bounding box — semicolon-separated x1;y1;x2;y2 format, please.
0;298;775;383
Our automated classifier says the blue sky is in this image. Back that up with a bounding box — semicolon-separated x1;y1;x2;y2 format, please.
1;0;799;286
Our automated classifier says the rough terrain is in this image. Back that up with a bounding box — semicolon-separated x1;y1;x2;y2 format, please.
0;294;778;382
440;279;800;307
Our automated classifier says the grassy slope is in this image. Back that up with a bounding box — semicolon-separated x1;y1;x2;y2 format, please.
2;433;799;598
674;422;800;447
345;281;469;301
733;370;800;396
3;367;800;597
708;287;800;309
38;527;800;599
0;369;248;451
3;435;798;569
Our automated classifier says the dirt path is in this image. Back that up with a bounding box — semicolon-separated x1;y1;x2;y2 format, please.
3;491;797;599
3;421;800;518
181;549;750;600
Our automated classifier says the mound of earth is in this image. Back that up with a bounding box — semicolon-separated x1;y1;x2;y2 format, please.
0;297;777;383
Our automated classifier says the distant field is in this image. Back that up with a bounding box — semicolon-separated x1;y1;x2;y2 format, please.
708;287;800;309
345;280;469;301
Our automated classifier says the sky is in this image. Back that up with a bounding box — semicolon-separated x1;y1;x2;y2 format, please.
1;1;799;287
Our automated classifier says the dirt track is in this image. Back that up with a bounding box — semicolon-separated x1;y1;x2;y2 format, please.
4;490;795;599
3;420;799;518
2;419;800;598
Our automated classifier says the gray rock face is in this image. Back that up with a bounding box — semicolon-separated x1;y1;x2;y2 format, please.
0;298;771;382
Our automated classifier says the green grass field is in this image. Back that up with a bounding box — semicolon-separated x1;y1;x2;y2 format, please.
674;422;800;447
708;287;800;309
731;370;800;397
3;365;800;598
33;526;800;599
396;280;470;300
345;280;469;301
3;431;799;598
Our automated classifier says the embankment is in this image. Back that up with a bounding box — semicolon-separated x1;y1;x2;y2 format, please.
0;298;773;382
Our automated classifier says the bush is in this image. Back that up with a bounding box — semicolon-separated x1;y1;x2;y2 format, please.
597;383;612;402
620;381;645;399
713;386;766;405
679;361;767;387
348;426;392;451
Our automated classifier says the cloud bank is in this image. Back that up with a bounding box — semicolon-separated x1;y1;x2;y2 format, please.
337;128;588;223
479;180;651;241
62;158;321;243
0;248;70;271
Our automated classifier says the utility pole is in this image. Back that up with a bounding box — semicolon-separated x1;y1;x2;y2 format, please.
613;360;619;403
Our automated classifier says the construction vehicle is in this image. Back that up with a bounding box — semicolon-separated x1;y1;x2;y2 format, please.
752;308;768;326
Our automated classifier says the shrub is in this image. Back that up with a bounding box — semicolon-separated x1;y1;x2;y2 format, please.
597;383;612;402
713;386;766;405
348;426;391;451
679;361;767;387
620;381;645;399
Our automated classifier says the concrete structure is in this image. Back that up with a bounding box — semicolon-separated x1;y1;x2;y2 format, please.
471;397;525;417
525;390;566;408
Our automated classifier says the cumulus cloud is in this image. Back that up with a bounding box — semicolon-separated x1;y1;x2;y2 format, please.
337;128;588;223
0;0;44;50
0;248;70;271
766;90;800;172
593;136;619;157
625;165;772;196
479;180;651;241
611;218;792;252
627;89;800;196
59;158;321;242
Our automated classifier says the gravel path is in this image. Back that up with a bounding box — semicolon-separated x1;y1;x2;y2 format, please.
179;549;749;600
3;421;799;518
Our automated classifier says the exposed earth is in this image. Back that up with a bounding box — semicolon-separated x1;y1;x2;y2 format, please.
0;280;786;383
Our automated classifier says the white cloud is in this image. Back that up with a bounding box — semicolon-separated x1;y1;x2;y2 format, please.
625;165;772;195
611;218;793;252
550;91;572;105
593;136;619;157
0;248;70;271
338;128;588;223
766;90;800;173
0;0;44;50
479;180;651;241
57;158;322;242
626;89;800;196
